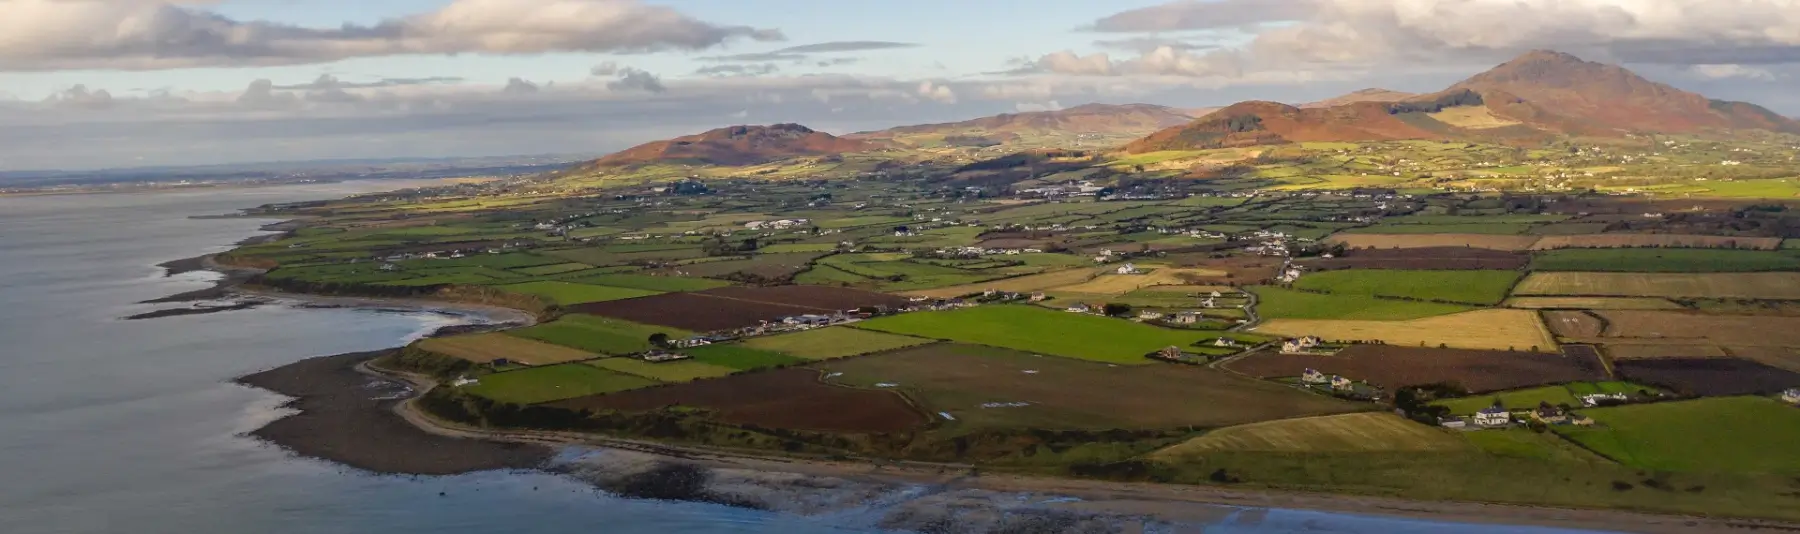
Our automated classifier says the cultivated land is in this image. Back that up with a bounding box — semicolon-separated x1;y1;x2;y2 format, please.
814;344;1359;431
1513;272;1800;300
1530;248;1800;272
496;281;659;305
1152;413;1466;455
739;326;935;360
506;314;693;355
549;368;929;434
1324;233;1541;251
1531;234;1783;251
1225;344;1605;393
569;292;826;332
901;267;1103;298
1300;247;1528;270
1253;309;1557;351
416;333;600;365
1554;397;1800;474
1503;297;1683;310
1291;269;1520;305
462;364;657;404
1247;286;1475;320
855;305;1218;364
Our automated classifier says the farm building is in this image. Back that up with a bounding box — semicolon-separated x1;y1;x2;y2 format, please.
1783;388;1800;404
1439;417;1468;429
1117;263;1141;275
1065;303;1091;313
1532;402;1570;424
1302;368;1328;384
1212;338;1239;348
1580;393;1628;407
1138;311;1165;320
1330;376;1354;391
1171;311;1202;324
1475;406;1511;427
1280;336;1323;354
1029;292;1048;302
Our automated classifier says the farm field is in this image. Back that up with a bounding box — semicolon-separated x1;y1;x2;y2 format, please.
1542;311;1603;338
1253;309;1557;351
585;357;739;382
1554;397;1800;474
1530;249;1800;272
1430;384;1623;415
1324;233;1540;251
1225;344;1603;393
1582;310;1800;347
1727;346;1800;374
813;344;1358;431
568;292;825;332
1300;247;1528;270
664;252;829;279
1530;234;1782;251
548;368;928;433
855;305;1217;365
1614;359;1800;397
556;273;735;292
1503;297;1683;310
495;281;659;305
415;333;600;365
1151;413;1465;456
697;285;913;310
1342;222;1537;235
505;314;693;355
1605;344;1729;359
679;344;807;371
1047;267;1228;295
1248;287;1475;321
462;364;657;404
739;326;935;360
1512;272;1800;300
511;262;596;276
1292;270;1521;305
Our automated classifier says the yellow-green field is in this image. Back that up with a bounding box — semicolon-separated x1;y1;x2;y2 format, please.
1513;272;1800;299
1153;413;1466;456
1253;309;1556;351
1503;297;1685;310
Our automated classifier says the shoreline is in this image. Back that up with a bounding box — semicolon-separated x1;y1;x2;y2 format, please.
161;248;1797;532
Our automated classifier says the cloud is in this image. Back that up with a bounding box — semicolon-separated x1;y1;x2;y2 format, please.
700;40;916;62
502;78;540;94
1690;64;1777;80
237;79;298;109
1089;0;1316;32
590;62;621;76
695;63;781;77
272;75;464;91
817;58;860;67
1093;37;1214;54
44;85;114;109
0;0;784;71
1017;46;1244;78
1014;100;1063;113
607;67;667;93
916;81;957;104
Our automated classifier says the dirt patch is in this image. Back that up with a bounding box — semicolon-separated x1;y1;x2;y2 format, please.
1604;344;1729;360
549;368;928;434
1300;247;1529;270
1592;310;1800;347
1224;345;1606;393
237;350;551;475
1725;346;1800;374
1162;255;1285;285
1614;358;1800;397
569;293;826;332
697;285;912;311
1543;311;1604;338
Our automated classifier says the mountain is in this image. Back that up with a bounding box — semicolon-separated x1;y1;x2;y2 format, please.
1300;88;1418;109
852;103;1200;147
591;124;874;167
1125;50;1800;153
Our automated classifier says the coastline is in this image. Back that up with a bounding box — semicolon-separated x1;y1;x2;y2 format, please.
162;251;1797;532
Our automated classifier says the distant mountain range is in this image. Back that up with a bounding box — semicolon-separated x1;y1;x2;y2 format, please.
576;50;1800;168
1124;50;1800;153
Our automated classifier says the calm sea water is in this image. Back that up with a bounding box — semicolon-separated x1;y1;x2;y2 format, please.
0;183;1615;533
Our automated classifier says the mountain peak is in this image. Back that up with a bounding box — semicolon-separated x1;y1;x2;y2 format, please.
591;123;872;167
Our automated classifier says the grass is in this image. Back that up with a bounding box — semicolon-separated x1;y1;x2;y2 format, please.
496;281;660;305
1152;413;1465;455
415;333;599;365
679;344;808;371
1249;286;1476;321
557;273;735;292
511;262;596;276
1554;397;1800;474
740;326;936;360
1293;270;1521;305
1530;249;1800;272
1253;309;1557;351
1463;429;1610;463
1513;272;1800;299
585;357;739;382
462;364;658;404
506;314;694;355
1433;385;1578;415
1503;297;1683;310
855;305;1218;365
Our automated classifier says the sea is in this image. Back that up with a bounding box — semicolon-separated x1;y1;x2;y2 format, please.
0;182;1619;533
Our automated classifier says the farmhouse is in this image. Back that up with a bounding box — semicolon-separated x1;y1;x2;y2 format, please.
1280;336;1323;354
1138;310;1165;320
638;351;691;363
1474;406;1512;427
1029;292;1048;302
1117;263;1141;275
1532;402;1570;424
1783;388;1800;404
1330;375;1354;391
1171;311;1202;324
1065;303;1091;313
1439;417;1468;429
1580;393;1628;407
1212;338;1239;348
1301;368;1328;384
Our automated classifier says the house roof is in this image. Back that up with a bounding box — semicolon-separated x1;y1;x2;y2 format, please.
1477;406;1508;415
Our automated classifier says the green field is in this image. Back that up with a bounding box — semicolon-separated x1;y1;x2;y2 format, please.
1554;397;1800;474
557;273;735;292
679;344;808;370
739;326;935;360
496;281;660;305
585;357;739;382
1463;429;1612;463
1293;270;1521;305
1434;386;1578;415
506;314;693;355
1530;249;1800;272
462;364;657;404
1249;286;1476;320
511;262;596;276
1343;222;1537;235
854;305;1215;365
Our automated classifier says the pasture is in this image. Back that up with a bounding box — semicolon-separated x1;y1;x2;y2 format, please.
814;344;1360;431
415;333;600;365
1151;413;1465;456
1503;297;1683;310
1226;344;1603;393
1324;233;1540;251
496;281;659;305
1300;247;1527;270
1529;249;1800;272
855;305;1217;365
585;357;739;382
1252;309;1557;351
506;314;692;355
1249;287;1476;321
549;368;928;434
1531;234;1782;251
556;273;735;292
740;326;935;360
1554;397;1800;474
1293;269;1521;305
1047;267;1229;295
1512;272;1800;300
679;344;806;371
462;364;657;404
898;267;1103;298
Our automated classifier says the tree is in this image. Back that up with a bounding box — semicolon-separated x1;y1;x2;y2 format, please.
1103;303;1133;317
648;333;671;349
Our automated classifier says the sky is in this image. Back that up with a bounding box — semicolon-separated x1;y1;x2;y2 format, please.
5;0;1800;170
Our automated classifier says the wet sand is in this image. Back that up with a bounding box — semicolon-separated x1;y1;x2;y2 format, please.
237;350;552;475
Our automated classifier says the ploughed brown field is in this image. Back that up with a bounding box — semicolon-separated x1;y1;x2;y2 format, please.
1224;345;1606;393
1564;310;1800;348
697;285;912;311
568;293;825;332
548;368;928;434
1301;247;1529;270
1614;358;1800;397
1164;254;1285;284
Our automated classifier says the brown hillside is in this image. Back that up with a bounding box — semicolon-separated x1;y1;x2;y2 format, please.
1123;100;1448;153
1451;50;1800;135
1301;88;1418;109
592;124;874;167
854;104;1198;143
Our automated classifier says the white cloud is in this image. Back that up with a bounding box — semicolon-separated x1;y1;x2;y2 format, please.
916;81;957;104
0;0;784;71
607;67;667;93
1020;47;1243;78
1690;64;1777;80
1014;100;1062;113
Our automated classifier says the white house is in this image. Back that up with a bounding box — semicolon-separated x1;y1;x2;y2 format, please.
1783;388;1800;404
1138;310;1165;320
1330;376;1354;391
1201;297;1216;308
1439;417;1468;429
1117;263;1140;275
1212;338;1238;348
1474;406;1512;427
1065;303;1091;313
1280;336;1322;354
1301;368;1328;384
1579;393;1629;407
1171;311;1202;324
